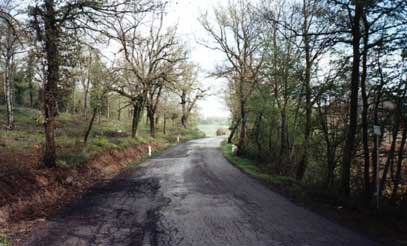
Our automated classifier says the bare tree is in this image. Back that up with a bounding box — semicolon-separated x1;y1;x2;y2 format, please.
83;53;110;144
173;63;207;128
325;0;365;198
29;0;153;167
200;0;264;156
111;9;183;137
0;0;22;129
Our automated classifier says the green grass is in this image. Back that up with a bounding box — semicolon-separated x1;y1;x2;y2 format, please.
0;106;204;171
221;140;305;198
0;233;8;246
125;143;170;170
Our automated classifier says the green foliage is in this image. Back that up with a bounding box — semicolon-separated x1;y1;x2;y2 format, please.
90;136;116;148
0;233;8;246
13;69;29;106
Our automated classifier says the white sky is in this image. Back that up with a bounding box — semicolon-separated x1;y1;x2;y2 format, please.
165;0;230;119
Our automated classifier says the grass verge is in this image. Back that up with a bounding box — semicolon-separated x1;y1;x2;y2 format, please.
221;140;304;199
221;140;407;245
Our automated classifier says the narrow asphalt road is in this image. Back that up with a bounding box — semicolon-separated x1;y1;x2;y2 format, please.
26;137;379;246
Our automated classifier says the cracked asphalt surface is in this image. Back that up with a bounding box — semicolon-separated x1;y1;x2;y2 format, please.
26;137;379;246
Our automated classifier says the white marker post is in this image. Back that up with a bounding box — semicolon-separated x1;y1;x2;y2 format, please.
177;135;180;143
373;125;381;211
148;145;152;157
231;145;237;154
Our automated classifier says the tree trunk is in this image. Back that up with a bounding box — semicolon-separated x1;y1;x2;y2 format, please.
297;0;312;181
43;0;59;168
268;123;273;152
361;15;371;204
131;100;143;138
117;97;121;120
341;2;363;198
181;93;188;128
317;103;336;188
28;79;34;108
4;54;14;130
148;108;155;137
84;107;98;144
280;109;288;160
83;55;91;117
254;113;263;156
163;114;167;135
326;147;336;189
27;51;36;108
181;115;188;129
236;101;246;156
391;122;407;203
380;111;401;196
228;118;240;144
371;65;385;197
84;87;89;117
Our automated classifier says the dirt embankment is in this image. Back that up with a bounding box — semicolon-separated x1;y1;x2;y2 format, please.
0;143;162;239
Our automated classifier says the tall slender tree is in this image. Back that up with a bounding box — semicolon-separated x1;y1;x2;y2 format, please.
0;0;20;130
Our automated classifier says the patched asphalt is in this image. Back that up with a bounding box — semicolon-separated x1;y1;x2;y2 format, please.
26;137;379;246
